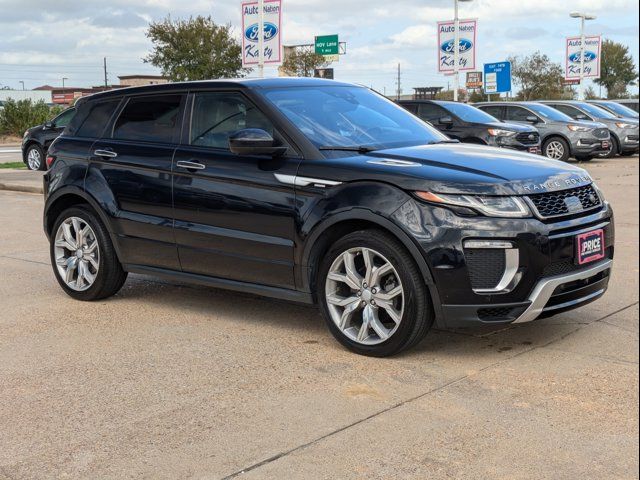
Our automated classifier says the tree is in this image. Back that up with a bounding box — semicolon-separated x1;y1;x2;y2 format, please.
594;39;638;99
0;99;58;136
508;52;565;100
145;16;249;81
584;86;599;100
280;49;329;77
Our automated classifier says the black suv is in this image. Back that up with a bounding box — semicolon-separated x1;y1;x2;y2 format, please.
22;107;76;170
44;79;614;357
398;100;541;154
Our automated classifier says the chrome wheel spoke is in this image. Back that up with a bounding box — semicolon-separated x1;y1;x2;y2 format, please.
327;293;360;307
339;300;361;330
53;216;100;292
370;262;393;287
362;248;374;285
367;307;391;340
342;251;363;289
357;306;373;342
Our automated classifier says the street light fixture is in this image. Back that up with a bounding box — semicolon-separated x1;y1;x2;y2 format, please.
453;0;474;102
62;77;68;89
569;11;597;100
19;81;25;91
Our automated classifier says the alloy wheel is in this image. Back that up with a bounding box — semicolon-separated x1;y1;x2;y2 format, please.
53;217;100;291
27;147;41;170
545;141;565;160
325;247;404;345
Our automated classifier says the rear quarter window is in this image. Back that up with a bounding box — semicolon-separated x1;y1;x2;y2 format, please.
113;95;183;143
71;99;121;138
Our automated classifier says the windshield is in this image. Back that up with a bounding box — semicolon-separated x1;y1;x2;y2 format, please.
441;102;499;123
526;103;574;122
575;102;617;119
262;86;448;150
593;101;638;119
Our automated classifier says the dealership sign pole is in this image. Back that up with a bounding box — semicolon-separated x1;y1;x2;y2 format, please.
258;0;264;77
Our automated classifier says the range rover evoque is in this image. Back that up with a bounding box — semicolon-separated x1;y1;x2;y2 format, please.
43;78;615;357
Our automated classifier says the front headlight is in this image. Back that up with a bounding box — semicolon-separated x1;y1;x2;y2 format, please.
615;122;638;129
568;124;591;132
415;192;532;218
487;128;517;137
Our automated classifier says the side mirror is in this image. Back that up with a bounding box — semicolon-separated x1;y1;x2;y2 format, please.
44;121;54;129
525;115;539;124
576;114;589;120
228;129;287;157
439;115;454;125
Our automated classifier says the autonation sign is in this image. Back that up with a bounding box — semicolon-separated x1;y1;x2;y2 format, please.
241;0;282;66
565;35;601;80
437;18;477;73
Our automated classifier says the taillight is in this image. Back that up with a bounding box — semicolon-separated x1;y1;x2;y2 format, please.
46;155;55;168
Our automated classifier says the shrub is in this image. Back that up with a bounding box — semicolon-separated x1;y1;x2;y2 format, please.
0;99;62;136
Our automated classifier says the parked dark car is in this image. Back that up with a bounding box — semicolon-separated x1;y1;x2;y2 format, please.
44;79;614;357
476;102;610;162
588;100;639;119
540;100;639;158
21;107;76;170
398;100;541;154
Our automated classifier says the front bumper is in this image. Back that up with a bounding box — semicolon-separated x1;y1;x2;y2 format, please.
572;137;610;156
487;136;541;154
621;133;639;153
392;199;615;329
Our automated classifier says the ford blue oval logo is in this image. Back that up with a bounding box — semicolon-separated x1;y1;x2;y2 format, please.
245;22;278;43
440;38;473;54
569;51;597;63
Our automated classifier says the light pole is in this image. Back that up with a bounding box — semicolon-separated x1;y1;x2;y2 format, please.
62;77;68;89
19;81;25;91
570;11;596;100
453;0;473;102
257;0;264;78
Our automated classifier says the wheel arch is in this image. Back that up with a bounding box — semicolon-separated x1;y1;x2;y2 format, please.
299;209;440;311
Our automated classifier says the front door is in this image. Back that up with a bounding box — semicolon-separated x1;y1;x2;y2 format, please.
89;93;185;271
172;91;300;289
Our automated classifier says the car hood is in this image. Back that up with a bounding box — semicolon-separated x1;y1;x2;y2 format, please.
569;119;608;129
315;143;592;196
484;121;536;133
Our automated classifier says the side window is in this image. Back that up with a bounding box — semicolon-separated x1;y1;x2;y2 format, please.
401;103;418;114
481;106;503;119
74;100;121;138
553;104;584;120
190;92;274;149
418;103;447;122
506;106;537;122
113;95;183;143
53;108;75;128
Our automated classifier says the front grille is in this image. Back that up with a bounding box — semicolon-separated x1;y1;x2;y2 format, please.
478;307;515;321
465;249;505;290
542;249;612;278
627;135;639;142
593;128;609;139
527;184;602;219
515;132;540;145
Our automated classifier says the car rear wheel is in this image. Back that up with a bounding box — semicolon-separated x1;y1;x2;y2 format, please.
50;206;127;301
318;230;433;357
543;137;570;162
26;144;46;171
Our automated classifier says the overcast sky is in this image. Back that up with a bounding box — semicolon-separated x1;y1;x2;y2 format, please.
1;0;638;95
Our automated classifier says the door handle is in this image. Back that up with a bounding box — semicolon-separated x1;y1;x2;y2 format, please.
94;149;118;158
176;160;205;170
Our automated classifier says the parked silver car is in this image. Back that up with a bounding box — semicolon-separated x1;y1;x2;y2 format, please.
588;100;639;120
475;102;610;162
541;100;639;158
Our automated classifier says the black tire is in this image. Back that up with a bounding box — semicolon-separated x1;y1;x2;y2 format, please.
542;137;571;162
317;229;433;357
599;137;619;159
50;206;127;301
575;156;594;162
25;144;46;171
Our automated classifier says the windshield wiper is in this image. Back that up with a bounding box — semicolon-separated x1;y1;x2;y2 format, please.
319;145;378;153
427;139;460;144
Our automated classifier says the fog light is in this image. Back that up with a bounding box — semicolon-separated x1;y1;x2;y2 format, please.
463;240;521;294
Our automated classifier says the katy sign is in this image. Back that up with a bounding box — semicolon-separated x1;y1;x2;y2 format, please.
437;19;477;73
565;35;601;80
241;0;282;67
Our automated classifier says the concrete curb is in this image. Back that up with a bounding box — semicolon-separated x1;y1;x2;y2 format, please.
0;182;43;194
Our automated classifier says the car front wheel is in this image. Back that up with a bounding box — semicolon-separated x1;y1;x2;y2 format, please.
26;144;46;171
50;206;127;301
318;230;433;357
543;137;570;162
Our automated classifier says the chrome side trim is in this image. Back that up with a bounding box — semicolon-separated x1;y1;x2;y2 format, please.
513;259;613;324
464;240;520;294
274;173;342;188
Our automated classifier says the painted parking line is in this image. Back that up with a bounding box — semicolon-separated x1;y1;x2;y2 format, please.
0;149;21;153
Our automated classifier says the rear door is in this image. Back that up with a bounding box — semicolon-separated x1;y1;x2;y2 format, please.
419;103;467;140
172;90;300;289
89;93;186;271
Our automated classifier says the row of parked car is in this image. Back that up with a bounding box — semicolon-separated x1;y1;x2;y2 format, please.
397;99;639;162
20;94;640;171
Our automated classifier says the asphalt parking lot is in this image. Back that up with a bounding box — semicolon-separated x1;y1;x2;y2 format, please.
0;156;638;479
